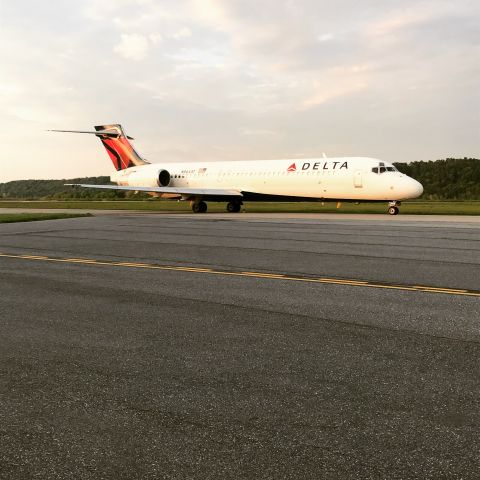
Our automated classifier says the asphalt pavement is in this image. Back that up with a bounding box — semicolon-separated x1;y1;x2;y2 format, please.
0;213;479;479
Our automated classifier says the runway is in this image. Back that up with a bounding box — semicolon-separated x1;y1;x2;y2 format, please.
0;213;479;479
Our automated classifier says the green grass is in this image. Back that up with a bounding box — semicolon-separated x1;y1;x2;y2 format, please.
0;200;478;215
0;200;169;211
242;201;480;215
0;213;92;224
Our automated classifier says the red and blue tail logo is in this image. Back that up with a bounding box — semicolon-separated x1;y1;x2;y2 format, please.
94;124;148;171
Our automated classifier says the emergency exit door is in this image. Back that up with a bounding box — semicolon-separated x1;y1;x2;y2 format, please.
354;170;363;188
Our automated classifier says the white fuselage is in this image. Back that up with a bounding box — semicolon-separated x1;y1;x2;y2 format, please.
111;157;423;201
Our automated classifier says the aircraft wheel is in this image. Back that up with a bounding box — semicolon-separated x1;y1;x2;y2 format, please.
227;201;241;213
388;206;399;215
192;203;201;213
192;201;207;213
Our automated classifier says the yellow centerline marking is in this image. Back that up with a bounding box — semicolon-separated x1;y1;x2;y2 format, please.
174;267;214;272
363;284;418;292
318;277;368;284
0;252;479;298
114;262;153;268
414;286;468;293
241;271;287;278
64;258;99;263
319;279;369;285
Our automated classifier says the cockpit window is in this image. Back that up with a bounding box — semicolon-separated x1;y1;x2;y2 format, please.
372;164;397;174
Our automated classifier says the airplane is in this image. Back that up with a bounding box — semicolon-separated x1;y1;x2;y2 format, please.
50;123;423;215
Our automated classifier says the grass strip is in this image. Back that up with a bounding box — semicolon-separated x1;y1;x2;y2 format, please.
0;213;92;224
0;201;478;215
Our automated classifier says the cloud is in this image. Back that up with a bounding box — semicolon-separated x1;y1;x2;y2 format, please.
317;33;335;43
0;0;479;182
84;0;155;21
114;33;151;60
172;27;192;39
300;64;371;109
190;0;229;27
365;3;456;38
149;33;163;44
239;127;278;137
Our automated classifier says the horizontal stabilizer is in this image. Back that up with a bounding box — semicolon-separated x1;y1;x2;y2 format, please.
48;129;134;140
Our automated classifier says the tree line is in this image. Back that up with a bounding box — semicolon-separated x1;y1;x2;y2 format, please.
0;177;129;200
0;158;479;200
393;158;480;200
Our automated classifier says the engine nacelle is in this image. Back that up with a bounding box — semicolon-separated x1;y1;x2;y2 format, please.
157;169;171;187
112;166;171;188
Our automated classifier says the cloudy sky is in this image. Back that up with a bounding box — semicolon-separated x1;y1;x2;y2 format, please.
1;0;479;181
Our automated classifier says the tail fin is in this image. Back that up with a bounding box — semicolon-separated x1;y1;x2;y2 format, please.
94;124;149;171
49;124;150;171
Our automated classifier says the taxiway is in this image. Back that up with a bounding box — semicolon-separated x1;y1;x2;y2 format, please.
0;213;479;479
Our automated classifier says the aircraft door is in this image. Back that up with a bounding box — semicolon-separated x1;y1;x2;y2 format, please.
354;170;363;188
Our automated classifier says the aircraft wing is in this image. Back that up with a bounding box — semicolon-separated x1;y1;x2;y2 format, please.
65;183;243;197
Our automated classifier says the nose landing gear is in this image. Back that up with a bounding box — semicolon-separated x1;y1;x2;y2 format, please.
388;201;401;215
388;206;399;215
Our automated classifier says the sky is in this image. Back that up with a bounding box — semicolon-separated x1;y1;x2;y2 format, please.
0;0;479;181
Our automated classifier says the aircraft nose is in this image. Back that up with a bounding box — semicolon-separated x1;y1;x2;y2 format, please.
409;178;423;198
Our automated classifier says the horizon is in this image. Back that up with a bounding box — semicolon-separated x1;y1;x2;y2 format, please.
0;157;480;185
2;156;479;183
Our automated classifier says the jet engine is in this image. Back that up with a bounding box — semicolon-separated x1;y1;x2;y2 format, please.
158;169;171;187
112;167;172;188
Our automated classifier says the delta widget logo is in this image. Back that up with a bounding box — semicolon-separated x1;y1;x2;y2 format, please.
287;163;297;172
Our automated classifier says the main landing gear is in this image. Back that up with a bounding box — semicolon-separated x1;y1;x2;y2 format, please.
226;201;242;213
388;201;401;215
190;200;243;213
191;200;207;213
